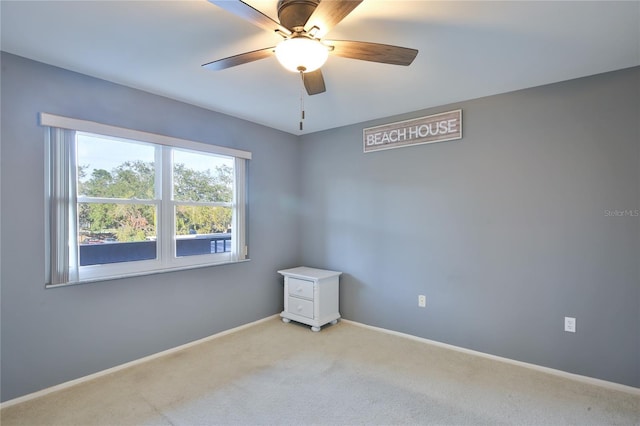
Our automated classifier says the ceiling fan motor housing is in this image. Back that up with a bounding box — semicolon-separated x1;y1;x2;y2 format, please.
277;0;320;32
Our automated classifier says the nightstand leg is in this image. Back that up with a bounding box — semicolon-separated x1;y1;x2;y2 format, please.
282;317;291;323
311;326;321;332
330;319;338;325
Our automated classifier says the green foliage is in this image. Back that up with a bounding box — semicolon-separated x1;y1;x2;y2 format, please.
175;206;232;235
79;161;233;242
79;160;154;199
173;163;232;202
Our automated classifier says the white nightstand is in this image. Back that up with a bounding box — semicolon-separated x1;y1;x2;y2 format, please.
278;267;342;332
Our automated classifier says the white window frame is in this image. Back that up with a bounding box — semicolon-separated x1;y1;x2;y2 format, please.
42;113;251;286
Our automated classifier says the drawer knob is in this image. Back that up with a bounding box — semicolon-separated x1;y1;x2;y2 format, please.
296;286;302;292
297;305;303;311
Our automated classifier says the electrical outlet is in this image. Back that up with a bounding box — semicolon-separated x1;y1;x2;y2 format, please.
418;295;426;308
564;317;576;333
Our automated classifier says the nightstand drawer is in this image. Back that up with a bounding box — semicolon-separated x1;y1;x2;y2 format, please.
287;277;314;300
287;296;313;319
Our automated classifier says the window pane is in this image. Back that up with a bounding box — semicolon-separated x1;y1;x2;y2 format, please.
175;205;232;257
173;150;233;203
78;203;157;266
77;133;156;199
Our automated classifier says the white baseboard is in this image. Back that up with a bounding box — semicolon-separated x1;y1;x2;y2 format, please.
3;314;637;409
341;319;640;396
0;314;280;409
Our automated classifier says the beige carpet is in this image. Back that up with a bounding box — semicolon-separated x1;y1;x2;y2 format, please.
2;317;639;425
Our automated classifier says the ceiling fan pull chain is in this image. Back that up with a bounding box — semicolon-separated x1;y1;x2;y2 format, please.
299;70;306;131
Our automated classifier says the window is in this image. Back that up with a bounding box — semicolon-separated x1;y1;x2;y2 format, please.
42;113;250;286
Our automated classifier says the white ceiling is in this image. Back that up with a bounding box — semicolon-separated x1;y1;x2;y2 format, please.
1;1;639;135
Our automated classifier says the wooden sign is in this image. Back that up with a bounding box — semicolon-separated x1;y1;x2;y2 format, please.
363;109;462;153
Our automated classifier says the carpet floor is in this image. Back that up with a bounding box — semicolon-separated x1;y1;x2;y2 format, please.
1;317;639;425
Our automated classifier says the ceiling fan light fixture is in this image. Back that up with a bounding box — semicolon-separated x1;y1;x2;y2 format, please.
275;37;329;73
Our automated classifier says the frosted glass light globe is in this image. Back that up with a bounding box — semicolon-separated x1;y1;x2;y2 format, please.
275;37;329;73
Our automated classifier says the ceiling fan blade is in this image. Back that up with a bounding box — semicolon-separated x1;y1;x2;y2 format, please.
326;40;418;66
303;69;326;95
208;1;291;36
304;0;363;38
202;47;275;71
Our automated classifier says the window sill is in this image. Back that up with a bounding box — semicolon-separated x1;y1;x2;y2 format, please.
45;258;251;289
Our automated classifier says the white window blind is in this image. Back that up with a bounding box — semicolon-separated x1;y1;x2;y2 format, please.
46;127;79;284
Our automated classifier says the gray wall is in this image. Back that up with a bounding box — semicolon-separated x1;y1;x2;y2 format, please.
0;52;301;402
1;51;638;402
299;67;639;388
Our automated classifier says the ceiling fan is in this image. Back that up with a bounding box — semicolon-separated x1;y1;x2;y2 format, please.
202;0;419;96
